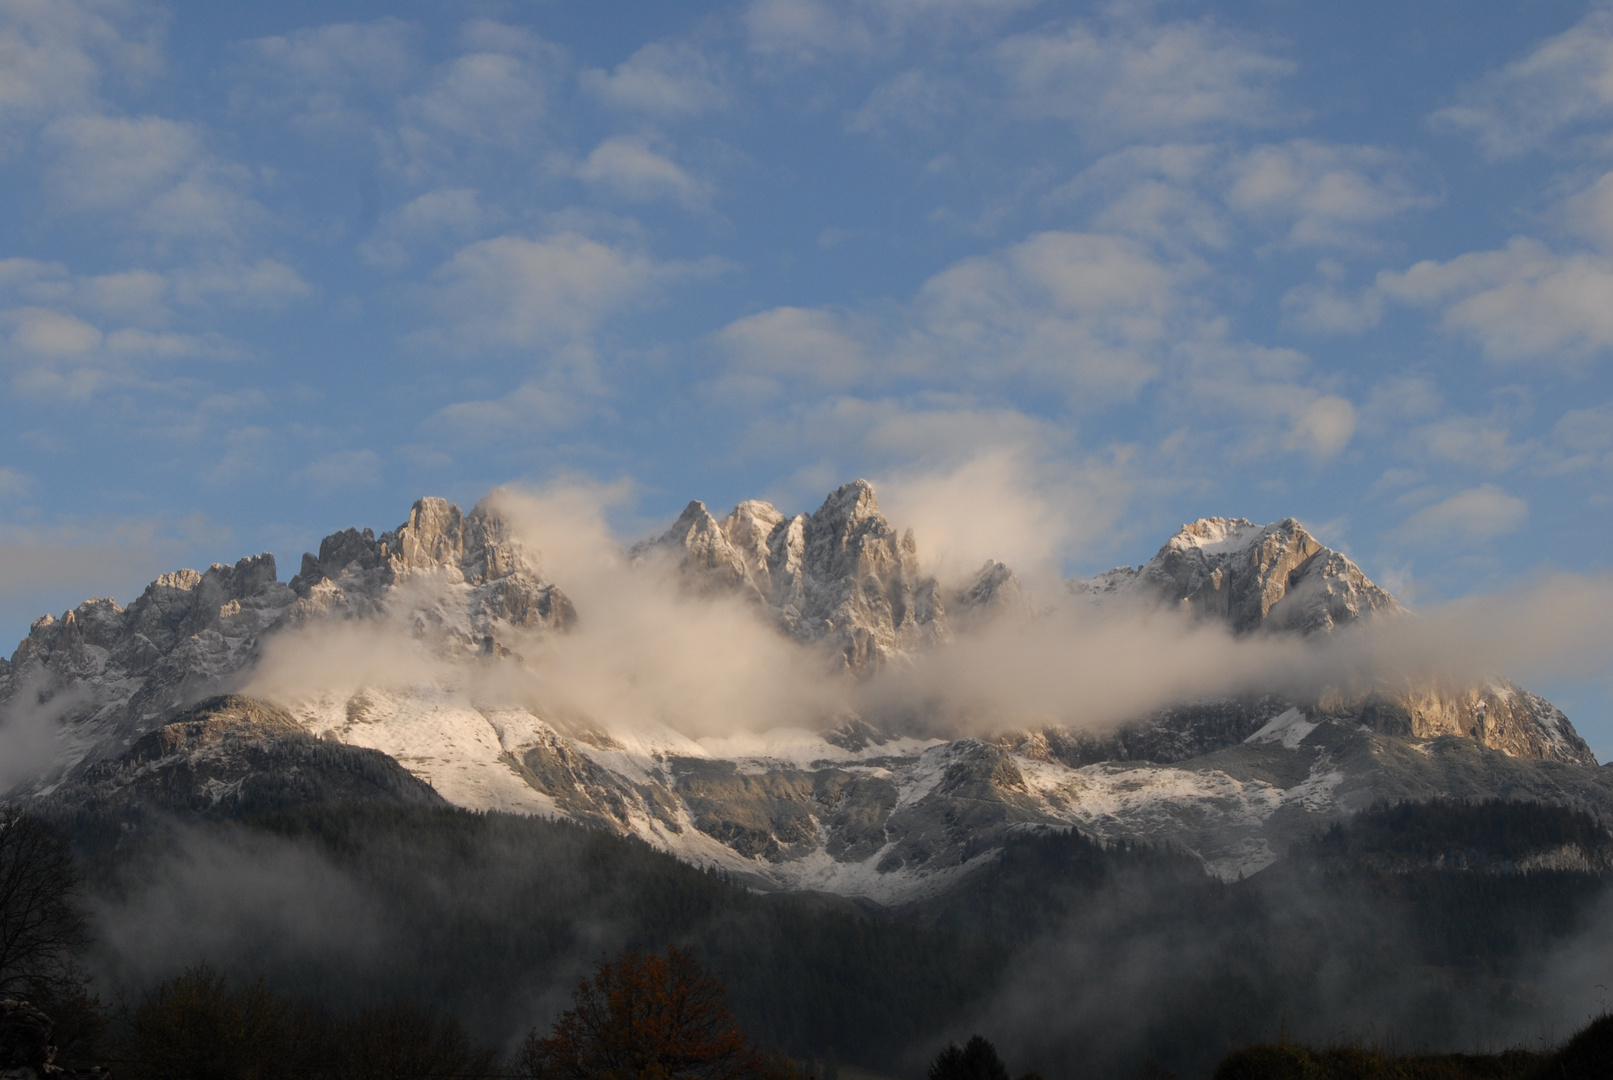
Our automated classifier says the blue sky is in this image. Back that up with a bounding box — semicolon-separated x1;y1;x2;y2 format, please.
3;2;1612;747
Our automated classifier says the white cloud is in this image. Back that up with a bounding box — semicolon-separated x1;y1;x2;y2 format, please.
0;299;246;399
719;231;1194;405
1410;415;1528;472
0;0;160;143
1377;237;1613;364
1279;279;1383;334
0;255;309;327
721;225;1356;475
744;0;873;60
877;448;1120;584
7;306;100;355
167;259;312;309
1051;144;1229;250
0;466;28;497
238;18;418;132
408;52;547;141
45;113;199;207
1225;140;1435;247
245;19;415;91
1173;339;1357;462
580;40;726;117
424;374;602;443
358;188;493;268
743;0;1049;61
570;135;710;208
716;306;876;391
995;18;1293;139
425;232;708;350
1432;9;1613;158
915;230;1177;399
848;70;954;133
1552;399;1613;471
42;114;264;242
1394;484;1529;545
1561;169;1613;251
395;21;563;171
75;269;167;320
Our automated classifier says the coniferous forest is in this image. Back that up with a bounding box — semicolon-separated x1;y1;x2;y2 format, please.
2;798;1612;1078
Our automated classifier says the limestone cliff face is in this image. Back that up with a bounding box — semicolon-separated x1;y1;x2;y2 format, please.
1078;516;1402;634
287;495;575;654
1345;682;1594;765
5;487;1612;900
639;480;951;672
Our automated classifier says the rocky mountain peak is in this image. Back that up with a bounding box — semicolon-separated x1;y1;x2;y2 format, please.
287;497;573;641
1082;515;1402;636
0;553;296;786
643;480;946;672
811;478;881;531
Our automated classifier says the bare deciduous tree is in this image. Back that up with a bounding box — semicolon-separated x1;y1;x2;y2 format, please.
518;949;789;1080
0;806;87;998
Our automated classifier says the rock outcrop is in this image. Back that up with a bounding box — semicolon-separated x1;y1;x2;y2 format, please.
287;496;575;652
638;480;948;671
1074;516;1401;634
3;485;1606;901
38;695;445;824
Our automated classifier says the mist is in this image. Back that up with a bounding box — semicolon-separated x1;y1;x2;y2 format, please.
89;823;389;993
0;676;88;793
246;483;852;740
862;571;1613;735
241;477;1613;745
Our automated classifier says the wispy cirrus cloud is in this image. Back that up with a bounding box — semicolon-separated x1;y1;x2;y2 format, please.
1393;484;1529;546
995;18;1294;140
1432;7;1613;158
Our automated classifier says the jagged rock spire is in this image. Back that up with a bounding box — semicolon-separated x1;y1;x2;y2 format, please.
641;479;947;672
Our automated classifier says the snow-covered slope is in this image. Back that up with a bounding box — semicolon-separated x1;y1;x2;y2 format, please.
3;484;1605;903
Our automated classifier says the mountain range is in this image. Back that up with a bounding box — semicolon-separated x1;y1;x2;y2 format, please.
3;480;1608;902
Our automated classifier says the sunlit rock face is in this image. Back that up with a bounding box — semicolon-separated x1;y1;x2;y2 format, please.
638;480;951;672
640;479;1029;673
287;495;576;647
1075;516;1402;634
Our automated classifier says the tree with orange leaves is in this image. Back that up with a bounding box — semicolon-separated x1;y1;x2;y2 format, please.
518;948;790;1080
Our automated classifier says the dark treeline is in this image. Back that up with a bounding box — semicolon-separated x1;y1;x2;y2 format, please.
1213;1013;1613;1079
28;798;1613;1078
68;802;1001;1068
1300;798;1613;870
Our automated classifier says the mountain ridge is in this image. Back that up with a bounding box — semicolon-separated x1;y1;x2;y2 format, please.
1;481;1602;901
